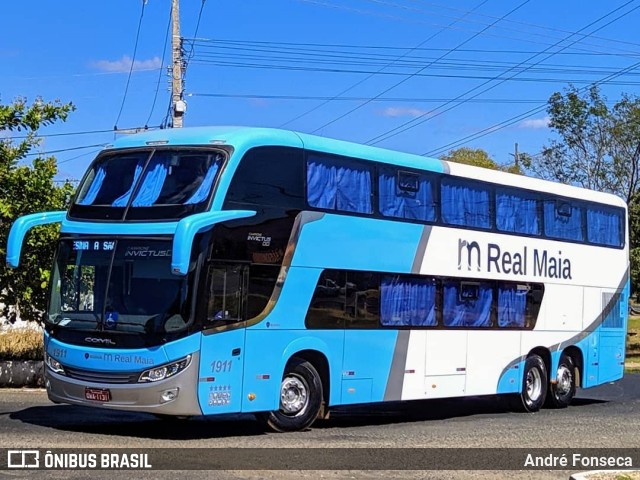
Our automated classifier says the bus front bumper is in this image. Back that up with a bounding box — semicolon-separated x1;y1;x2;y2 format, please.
45;351;203;417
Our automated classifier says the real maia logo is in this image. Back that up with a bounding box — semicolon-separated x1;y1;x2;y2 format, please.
457;239;572;280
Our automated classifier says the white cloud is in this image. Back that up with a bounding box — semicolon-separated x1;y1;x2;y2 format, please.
519;116;550;129
92;55;162;73
380;106;429;118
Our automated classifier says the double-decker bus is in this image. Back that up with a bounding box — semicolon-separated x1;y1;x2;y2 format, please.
7;127;628;432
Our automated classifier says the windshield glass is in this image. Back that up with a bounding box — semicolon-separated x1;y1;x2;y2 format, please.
48;239;192;334
71;148;225;220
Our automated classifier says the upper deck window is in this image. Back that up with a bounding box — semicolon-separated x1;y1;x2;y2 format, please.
441;178;491;229
70;149;225;221
586;205;623;247
378;168;436;222
543;200;584;241
306;154;373;214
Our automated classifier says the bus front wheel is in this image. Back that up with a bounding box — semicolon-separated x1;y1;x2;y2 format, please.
546;353;576;408
517;354;548;412
259;358;323;432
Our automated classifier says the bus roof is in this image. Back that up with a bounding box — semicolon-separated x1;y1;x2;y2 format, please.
106;126;626;209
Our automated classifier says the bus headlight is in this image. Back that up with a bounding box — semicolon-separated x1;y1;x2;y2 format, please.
138;355;191;383
45;353;65;375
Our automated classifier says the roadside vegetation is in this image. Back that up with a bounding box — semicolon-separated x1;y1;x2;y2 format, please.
0;326;43;361
627;314;640;373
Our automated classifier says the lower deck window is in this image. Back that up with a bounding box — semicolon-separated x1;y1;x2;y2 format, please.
443;281;493;328
305;270;543;330
380;275;436;326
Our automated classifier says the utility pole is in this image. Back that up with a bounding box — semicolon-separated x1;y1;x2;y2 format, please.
171;0;186;128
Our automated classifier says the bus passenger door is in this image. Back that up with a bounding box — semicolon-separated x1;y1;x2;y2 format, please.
198;263;248;415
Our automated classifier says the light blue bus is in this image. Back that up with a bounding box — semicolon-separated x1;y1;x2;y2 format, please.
8;127;628;431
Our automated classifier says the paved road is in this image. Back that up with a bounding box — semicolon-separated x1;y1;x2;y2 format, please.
0;375;639;480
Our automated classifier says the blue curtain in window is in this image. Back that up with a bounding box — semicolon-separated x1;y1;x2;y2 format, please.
131;158;169;207
443;282;492;327
77;167;106;205
496;191;539;234
441;181;491;228
307;156;372;213
497;285;526;327
185;161;220;205
378;169;435;221
587;207;622;246
112;163;143;207
380;276;436;326
543;201;583;241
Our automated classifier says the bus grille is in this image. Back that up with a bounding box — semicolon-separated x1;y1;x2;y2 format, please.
63;365;140;384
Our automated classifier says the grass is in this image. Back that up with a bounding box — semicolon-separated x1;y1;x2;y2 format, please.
625;314;640;373
0;327;44;361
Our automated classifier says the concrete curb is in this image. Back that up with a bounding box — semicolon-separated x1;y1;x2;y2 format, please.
0;360;44;387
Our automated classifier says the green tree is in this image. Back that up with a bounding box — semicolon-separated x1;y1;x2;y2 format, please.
0;97;76;322
527;85;640;204
525;85;640;299
440;147;522;174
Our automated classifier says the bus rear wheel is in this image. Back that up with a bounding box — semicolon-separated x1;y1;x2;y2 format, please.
259;358;323;432
515;354;548;412
546;353;576;408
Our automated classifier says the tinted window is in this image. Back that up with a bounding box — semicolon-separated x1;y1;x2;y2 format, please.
586;205;623;247
443;280;493;327
380;275;436;326
379;168;436;222
441;179;491;229
225;147;304;209
305;270;348;329
544;200;584;241
495;188;540;235
307;154;372;214
247;264;279;319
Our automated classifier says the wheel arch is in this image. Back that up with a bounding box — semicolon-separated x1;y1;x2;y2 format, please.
280;337;337;408
561;345;584;388
284;350;330;418
527;346;551;375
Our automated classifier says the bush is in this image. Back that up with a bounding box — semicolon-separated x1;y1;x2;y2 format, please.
0;327;44;360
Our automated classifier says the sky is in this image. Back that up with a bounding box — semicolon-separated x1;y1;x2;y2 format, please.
1;0;640;182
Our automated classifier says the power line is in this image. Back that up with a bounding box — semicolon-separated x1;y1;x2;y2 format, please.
189;92;547;103
293;0;640;58
278;0;490;129
186;38;640;59
189;51;640;77
407;0;640;52
9;129;114;140
366;0;640;146
309;0;531;133
114;0;147;130
185;0;207;71
145;2;172;127
423;59;640;157
361;0;640;56
24;143;109;157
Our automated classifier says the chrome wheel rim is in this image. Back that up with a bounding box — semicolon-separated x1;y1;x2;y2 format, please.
526;368;542;402
280;375;309;416
556;365;573;396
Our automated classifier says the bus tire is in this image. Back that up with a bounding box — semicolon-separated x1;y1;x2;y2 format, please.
259;358;323;432
545;353;576;409
517;354;548;412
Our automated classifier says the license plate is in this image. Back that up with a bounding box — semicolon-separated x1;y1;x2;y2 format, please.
84;387;111;402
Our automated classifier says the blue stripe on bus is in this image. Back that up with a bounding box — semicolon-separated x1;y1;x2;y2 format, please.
45;331;202;371
60;219;178;235
291;214;426;273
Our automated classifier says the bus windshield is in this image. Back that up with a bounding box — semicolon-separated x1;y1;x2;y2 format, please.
70;148;225;220
48;239;193;335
